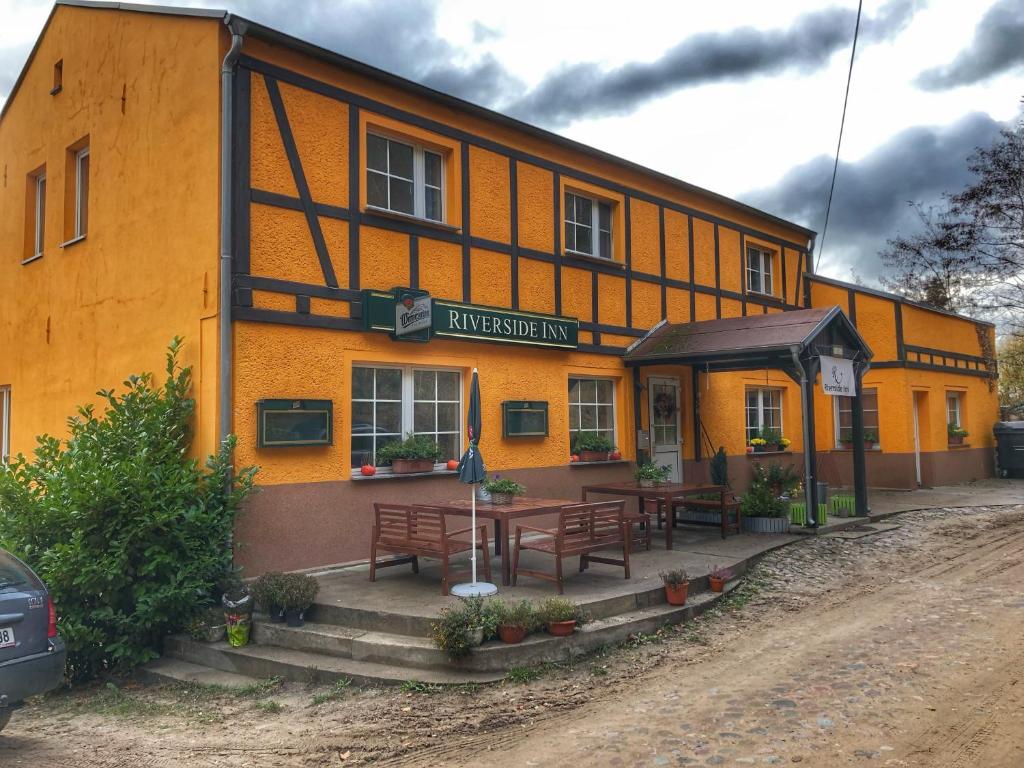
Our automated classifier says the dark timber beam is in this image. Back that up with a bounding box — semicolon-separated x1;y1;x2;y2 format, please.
851;362;870;516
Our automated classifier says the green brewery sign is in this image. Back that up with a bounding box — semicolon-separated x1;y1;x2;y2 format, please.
362;289;579;350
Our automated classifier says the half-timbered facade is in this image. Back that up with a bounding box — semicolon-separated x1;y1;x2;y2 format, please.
0;2;1000;574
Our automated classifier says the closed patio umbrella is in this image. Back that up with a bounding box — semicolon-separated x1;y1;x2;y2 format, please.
451;368;498;597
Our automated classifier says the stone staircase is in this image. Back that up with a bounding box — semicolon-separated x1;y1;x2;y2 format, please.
150;578;739;687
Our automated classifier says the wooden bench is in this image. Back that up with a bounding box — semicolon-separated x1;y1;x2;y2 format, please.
369;503;491;595
671;493;741;537
511;500;629;594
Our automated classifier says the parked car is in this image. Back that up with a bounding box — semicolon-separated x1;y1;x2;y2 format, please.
0;548;66;734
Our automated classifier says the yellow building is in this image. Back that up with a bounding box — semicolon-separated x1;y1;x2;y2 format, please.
0;2;999;574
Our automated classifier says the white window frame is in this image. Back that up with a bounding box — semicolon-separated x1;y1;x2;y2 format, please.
568;376;618;448
366;133;445;223
350;364;462;476
833;388;880;448
33;172;46;257
564;191;613;259
0;386;9;464
947;392;962;428
746;246;774;296
74;146;89;238
745;387;783;443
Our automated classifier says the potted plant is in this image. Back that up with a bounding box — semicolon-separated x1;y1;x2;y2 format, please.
280;572;319;627
252;571;287;623
708;565;733;593
221;582;254;647
863;429;878;449
778;436;792;450
491;599;537;644
187;606;226;643
635;461;671;487
760;428;783;452
376;433;442;474
660;568;689;606
538;597;586;636
430;597;494;657
481;475;526;504
573;433;615;462
948;423;968;446
749;437;768;453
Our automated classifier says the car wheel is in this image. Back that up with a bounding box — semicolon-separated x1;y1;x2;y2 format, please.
0;708;11;733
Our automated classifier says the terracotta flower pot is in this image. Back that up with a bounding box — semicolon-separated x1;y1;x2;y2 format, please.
579;450;609;462
546;620;576;636
949;435;964;446
709;576;726;593
664;581;689;606
753;445;768;453
391;458;435;474
497;624;528;644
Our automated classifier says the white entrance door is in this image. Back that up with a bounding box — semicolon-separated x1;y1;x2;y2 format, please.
912;393;922;486
649;377;682;482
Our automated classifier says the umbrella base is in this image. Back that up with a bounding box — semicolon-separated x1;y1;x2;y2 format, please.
450;581;498;598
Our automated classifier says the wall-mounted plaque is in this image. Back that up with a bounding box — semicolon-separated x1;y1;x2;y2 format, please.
257;399;333;448
502;401;549;437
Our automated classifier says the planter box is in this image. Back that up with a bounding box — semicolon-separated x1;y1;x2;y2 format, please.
741;516;791;534
579;450;610;462
948;435;965;446
391;458;435;474
678;510;721;525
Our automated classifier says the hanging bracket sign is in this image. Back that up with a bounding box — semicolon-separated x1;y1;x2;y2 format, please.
819;355;856;397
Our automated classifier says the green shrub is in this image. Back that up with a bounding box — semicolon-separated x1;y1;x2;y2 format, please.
481;475;526;496
739;484;788;518
252;572;287;613
710;447;728;487
489;598;538;631
279;573;319;612
634;462;671;482
572;433;615;453
375;433;442;464
537;597;587;624
0;338;257;682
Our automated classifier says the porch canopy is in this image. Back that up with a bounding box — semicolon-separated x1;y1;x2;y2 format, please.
623;306;874;524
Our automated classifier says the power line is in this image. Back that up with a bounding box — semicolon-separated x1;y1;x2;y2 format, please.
816;0;863;272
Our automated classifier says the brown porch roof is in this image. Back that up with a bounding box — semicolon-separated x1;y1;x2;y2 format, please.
623;306;871;369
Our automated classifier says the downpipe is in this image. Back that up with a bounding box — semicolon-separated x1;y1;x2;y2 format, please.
791;346;817;527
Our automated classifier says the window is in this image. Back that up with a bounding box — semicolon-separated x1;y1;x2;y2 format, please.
834;388;880;447
565;192;612;259
26;170;46;260
0;386;8;464
745;388;782;443
366;134;443;222
746;246;774;295
52;59;62;95
568;377;616;448
74;146;89;238
947;393;962;428
351;365;461;471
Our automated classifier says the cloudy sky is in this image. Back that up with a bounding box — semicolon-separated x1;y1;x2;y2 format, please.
2;0;1021;283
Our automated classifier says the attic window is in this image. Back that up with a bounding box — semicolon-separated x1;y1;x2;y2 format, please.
51;60;62;95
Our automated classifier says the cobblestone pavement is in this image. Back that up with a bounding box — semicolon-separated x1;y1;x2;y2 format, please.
3;504;1023;767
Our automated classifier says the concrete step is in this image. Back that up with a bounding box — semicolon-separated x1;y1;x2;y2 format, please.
163;634;504;686
138;657;264;689
249;582;737;674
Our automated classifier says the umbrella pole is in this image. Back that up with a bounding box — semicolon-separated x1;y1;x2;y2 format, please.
470;490;478;584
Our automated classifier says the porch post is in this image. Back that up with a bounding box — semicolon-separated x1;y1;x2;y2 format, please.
632;366;646;465
851;362;870;516
692;366;702;463
793;348;819;528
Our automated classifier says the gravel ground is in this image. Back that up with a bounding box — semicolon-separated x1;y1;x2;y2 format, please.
2;503;1023;767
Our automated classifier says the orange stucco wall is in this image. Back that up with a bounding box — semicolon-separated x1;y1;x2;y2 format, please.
0;6;223;461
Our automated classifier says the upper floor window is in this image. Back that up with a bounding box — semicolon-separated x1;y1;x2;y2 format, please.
565;191;612;259
834;388;880;447
367;134;443;222
568;377;616;450
746;245;774;295
745;387;782;443
24;169;46;262
74;146;90;238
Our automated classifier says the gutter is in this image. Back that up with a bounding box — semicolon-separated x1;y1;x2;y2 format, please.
219;20;245;445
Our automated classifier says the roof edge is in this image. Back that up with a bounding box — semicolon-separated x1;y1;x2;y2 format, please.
806;273;996;328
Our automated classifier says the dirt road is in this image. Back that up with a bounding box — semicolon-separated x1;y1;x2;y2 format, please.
3;504;1024;767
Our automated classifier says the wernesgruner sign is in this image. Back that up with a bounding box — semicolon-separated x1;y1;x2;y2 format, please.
362;289;579;350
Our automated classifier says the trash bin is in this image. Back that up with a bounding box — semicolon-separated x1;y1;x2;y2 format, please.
994;422;1024;478
816;481;829;506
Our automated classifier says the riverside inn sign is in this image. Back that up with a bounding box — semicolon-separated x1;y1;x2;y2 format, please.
362;288;579;350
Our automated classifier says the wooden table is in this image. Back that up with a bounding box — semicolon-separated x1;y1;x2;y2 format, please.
580;482;729;549
435;497;575;586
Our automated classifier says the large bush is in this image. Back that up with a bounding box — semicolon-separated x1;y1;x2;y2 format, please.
0;338;257;681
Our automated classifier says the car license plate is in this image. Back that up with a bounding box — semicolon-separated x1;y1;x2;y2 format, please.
0;626;14;648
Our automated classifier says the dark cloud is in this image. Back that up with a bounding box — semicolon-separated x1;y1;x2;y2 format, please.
508;0;921;127
916;0;1024;90
742;112;1007;279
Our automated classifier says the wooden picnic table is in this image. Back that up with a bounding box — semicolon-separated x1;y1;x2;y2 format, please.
434;497;576;586
580;481;730;548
